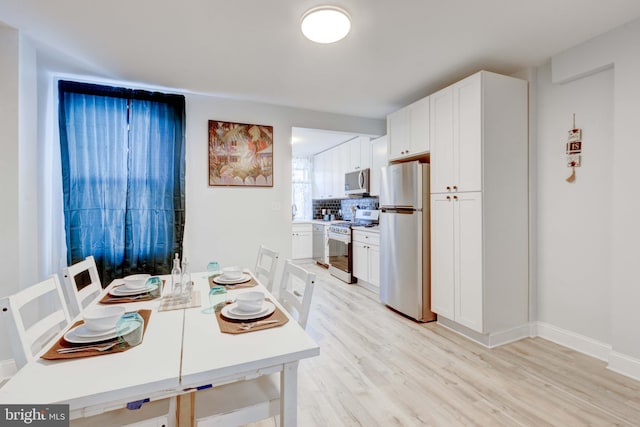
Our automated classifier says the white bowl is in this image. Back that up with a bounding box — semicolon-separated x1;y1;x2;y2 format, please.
236;291;265;312
83;306;126;332
221;266;243;280
123;274;151;291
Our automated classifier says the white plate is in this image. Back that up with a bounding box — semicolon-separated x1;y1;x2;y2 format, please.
109;283;159;296
221;301;275;320
63;321;140;344
73;324;116;338
213;273;251;285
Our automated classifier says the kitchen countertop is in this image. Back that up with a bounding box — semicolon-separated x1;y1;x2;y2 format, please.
293;220;380;232
351;225;380;233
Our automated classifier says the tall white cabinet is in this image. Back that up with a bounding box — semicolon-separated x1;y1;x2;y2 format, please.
429;71;529;347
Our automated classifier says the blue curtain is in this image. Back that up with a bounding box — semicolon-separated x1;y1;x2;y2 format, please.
58;81;185;285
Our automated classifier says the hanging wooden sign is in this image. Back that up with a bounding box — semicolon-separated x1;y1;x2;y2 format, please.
566;115;582;183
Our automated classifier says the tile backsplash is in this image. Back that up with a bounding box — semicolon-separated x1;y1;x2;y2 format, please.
312;197;379;221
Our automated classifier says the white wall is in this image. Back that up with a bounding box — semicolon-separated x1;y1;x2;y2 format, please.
535;64;613;345
541;17;640;378
184;94;384;274
0;26;38;371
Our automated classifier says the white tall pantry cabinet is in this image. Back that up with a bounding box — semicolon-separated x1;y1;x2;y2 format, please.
429;71;529;347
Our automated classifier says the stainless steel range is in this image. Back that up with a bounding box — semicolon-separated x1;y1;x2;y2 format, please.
327;222;353;283
327;209;379;283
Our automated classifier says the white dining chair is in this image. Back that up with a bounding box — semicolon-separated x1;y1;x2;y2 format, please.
1;275;72;370
193;260;316;427
254;244;279;292
62;255;103;318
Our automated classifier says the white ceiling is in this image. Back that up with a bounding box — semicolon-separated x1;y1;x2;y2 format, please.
2;0;640;155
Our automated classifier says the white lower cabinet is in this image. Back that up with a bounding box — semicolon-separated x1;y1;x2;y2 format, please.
292;223;313;259
430;192;483;332
352;229;380;289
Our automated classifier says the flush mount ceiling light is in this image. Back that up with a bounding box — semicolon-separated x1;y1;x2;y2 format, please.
301;6;351;44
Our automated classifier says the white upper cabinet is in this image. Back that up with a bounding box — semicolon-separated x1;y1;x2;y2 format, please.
347;136;372;172
369;135;388;197
332;143;349;198
387;95;430;161
312;150;329;199
430;72;483;194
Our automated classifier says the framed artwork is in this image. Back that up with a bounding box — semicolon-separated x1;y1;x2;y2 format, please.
208;120;274;187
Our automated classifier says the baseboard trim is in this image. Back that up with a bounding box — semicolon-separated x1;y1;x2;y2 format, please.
608;351;640;382
0;358;17;381
437;317;529;348
442;320;640;381
535;321;611;362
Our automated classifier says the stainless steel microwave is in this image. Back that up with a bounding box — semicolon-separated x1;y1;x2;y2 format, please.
345;168;370;196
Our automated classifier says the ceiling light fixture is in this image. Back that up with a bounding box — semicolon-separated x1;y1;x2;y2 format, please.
300;6;351;44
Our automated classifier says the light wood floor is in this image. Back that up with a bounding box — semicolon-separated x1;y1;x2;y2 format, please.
251;262;640;427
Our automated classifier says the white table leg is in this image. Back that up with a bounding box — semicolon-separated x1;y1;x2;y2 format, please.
280;361;299;426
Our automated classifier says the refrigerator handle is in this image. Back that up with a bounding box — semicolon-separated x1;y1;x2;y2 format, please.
381;207;418;214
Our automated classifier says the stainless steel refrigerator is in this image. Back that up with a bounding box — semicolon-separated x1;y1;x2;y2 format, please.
379;161;436;322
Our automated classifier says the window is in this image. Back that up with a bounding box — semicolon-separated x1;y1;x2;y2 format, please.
58;81;186;285
292;157;312;220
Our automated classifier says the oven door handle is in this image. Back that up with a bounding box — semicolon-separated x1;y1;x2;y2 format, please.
328;232;350;243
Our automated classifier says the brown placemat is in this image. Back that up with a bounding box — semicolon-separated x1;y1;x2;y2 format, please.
99;280;165;304
158;291;201;312
216;300;289;334
208;274;258;289
41;309;151;360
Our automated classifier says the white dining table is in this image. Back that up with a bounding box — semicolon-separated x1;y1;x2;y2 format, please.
0;277;184;419
0;271;320;427
180;273;320;426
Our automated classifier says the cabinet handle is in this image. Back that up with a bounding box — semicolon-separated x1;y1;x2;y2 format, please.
446;196;451;201
446;186;451;191
453;185;458;190
453;195;458;200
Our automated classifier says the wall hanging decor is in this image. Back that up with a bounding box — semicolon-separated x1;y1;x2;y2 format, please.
208;120;273;187
566;114;582;183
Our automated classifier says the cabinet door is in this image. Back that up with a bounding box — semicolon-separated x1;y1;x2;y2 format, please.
430;194;455;319
370;135;387;197
352;241;368;280
454;73;482;192
312;154;320;199
359;136;371;170
455;192;483;332
297;232;313;259
313;151;328;199
430;86;454;194
387;108;409;161
409;96;430;156
332;144;349;198
348;138;361;171
369;244;380;288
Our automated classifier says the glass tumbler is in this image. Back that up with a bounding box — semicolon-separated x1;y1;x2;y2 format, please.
207;261;220;273
116;312;144;348
208;285;227;312
146;276;163;298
